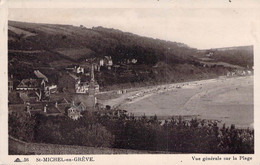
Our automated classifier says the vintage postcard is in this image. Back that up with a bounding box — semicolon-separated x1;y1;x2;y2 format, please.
0;0;260;164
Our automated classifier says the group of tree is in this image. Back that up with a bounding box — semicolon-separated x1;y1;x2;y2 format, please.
9;110;254;154
9;111;114;148
96;112;254;153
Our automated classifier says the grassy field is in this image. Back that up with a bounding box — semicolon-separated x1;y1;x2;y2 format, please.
8;25;37;38
55;48;94;61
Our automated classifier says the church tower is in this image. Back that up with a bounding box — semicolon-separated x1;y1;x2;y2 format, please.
91;64;95;82
88;64;96;96
85;63;98;109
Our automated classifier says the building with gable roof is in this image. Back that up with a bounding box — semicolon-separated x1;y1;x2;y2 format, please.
75;64;99;94
67;101;87;120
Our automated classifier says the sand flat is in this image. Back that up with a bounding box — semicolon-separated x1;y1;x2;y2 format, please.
119;76;253;128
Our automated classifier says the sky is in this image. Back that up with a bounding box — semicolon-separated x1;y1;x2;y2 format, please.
8;6;259;49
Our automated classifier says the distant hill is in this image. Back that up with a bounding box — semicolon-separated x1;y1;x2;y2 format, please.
195;46;254;68
8;20;254;89
8;20;197;64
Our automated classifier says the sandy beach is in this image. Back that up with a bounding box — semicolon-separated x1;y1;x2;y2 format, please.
102;76;253;128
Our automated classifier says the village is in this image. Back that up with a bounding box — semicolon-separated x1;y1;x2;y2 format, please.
8;55;139;120
8;51;253;121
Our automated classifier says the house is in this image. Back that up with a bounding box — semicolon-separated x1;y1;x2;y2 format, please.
98;56;113;70
66;101;87;120
66;65;85;74
67;106;82;120
78;102;87;111
45;85;57;94
104;56;113;70
105;56;113;66
44;85;57;97
99;59;104;66
74;64;99;94
72;94;97;110
73;92;98;110
16;78;45;91
59;73;78;93
227;72;231;76
27;92;41;102
75;81;89;93
75;66;84;74
117;90;123;94
247;70;252;75
86;57;113;71
19;90;42;103
17;76;47;101
131;59;137;64
93;63;100;72
16;70;48;91
127;58;138;64
43;99;71;116
75;79;99;94
55;98;70;114
25;102;44;116
43;103;64;116
235;70;246;76
205;52;213;57
25;100;68;117
73;82;98;110
19;70;57;98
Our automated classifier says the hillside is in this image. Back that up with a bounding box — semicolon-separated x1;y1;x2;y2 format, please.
8;20;254;90
195;46;254;68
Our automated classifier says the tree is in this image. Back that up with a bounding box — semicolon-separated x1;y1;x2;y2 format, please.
8;112;36;142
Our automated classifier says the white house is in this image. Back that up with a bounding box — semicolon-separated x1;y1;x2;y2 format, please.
75;80;89;93
76;66;84;74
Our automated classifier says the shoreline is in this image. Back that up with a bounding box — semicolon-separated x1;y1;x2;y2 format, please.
103;75;251;108
102;75;253;129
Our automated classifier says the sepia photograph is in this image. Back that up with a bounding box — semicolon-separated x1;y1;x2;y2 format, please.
4;2;257;158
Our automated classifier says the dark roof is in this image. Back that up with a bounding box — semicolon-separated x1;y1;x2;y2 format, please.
47;105;61;114
77;102;87;111
17;78;42;88
57;104;70;114
57;98;69;104
28;92;39;98
30;111;44;115
30;103;43;110
67;103;86;112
